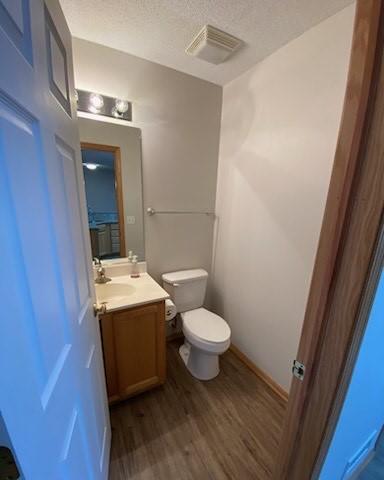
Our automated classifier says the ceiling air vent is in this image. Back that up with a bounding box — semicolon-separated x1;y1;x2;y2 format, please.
186;25;242;64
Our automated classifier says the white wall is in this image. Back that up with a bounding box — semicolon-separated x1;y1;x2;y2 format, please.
211;5;355;391
73;40;222;281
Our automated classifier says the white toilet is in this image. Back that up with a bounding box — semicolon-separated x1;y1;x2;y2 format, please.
162;269;231;380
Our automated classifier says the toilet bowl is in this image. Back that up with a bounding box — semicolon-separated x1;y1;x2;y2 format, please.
180;308;231;380
162;269;231;380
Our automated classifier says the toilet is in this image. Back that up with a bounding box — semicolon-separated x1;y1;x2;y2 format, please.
162;269;231;380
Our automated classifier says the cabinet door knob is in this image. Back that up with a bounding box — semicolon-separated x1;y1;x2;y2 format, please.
93;302;107;316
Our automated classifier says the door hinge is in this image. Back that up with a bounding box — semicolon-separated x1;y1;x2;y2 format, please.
292;359;305;381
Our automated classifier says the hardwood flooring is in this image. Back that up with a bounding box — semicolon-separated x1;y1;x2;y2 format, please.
109;340;286;480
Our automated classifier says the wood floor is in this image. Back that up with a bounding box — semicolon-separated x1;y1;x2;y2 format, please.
109;340;286;480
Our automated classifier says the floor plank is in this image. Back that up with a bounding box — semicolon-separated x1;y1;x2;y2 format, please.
109;340;286;480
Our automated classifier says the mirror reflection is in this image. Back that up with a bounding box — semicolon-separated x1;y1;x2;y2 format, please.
82;145;123;259
79;118;145;262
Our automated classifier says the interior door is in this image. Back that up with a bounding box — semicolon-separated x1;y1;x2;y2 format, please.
0;1;111;478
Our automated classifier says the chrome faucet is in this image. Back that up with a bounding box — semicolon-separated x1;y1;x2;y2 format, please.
93;257;112;284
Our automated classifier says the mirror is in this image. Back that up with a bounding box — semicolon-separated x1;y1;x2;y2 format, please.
81;144;123;259
79;117;145;261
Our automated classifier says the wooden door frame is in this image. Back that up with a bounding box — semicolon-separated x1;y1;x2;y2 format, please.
274;1;384;478
81;142;126;258
313;220;384;478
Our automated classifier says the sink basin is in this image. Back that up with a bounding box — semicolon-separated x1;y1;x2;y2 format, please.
92;273;169;312
95;282;136;303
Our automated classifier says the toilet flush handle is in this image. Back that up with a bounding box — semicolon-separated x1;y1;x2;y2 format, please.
172;283;180;287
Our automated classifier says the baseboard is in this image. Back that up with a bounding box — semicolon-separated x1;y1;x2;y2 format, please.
229;344;289;403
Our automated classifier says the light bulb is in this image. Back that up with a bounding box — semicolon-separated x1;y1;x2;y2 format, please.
115;99;129;114
111;107;121;118
83;163;98;170
89;93;104;111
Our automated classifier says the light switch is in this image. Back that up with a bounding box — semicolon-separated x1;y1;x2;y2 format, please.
126;215;136;224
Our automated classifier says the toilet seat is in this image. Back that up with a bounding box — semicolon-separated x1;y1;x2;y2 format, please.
181;308;231;353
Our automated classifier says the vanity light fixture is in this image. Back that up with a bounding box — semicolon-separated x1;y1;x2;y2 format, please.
76;90;132;122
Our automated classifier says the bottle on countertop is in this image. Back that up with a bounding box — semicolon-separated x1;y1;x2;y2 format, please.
127;250;133;263
130;255;140;278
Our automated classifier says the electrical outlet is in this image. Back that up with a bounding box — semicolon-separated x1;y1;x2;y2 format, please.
126;216;136;225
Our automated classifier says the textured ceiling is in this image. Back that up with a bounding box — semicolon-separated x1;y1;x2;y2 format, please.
60;0;354;85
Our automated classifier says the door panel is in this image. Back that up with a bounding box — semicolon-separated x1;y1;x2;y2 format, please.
1;99;71;376
1;0;24;30
44;4;70;115
56;137;91;311
0;0;33;63
0;0;111;478
60;407;93;479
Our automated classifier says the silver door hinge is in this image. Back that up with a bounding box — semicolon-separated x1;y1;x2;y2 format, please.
292;360;305;380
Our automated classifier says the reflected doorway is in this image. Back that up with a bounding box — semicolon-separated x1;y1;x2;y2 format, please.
81;143;126;259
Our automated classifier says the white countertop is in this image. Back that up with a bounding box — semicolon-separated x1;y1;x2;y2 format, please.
95;272;169;313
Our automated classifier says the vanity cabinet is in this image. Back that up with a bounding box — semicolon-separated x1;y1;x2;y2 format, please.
100;300;166;403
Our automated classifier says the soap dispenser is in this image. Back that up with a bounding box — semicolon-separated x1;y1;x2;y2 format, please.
130;255;140;278
127;250;133;263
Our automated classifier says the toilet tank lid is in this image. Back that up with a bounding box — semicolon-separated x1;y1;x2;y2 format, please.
162;269;208;284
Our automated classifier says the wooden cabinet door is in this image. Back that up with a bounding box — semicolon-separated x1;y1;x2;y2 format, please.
101;301;166;401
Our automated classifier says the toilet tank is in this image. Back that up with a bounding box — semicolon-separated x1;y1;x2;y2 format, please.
162;269;208;313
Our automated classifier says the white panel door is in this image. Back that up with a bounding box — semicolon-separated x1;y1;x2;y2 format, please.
0;0;111;478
